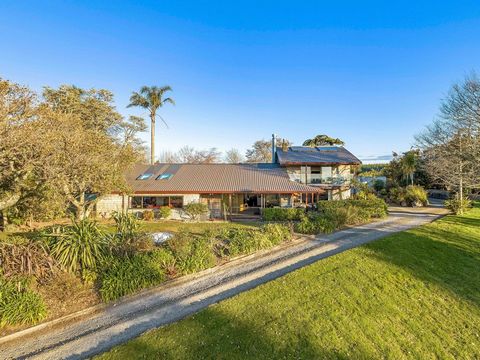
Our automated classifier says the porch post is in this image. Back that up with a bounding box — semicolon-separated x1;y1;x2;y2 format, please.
228;194;232;218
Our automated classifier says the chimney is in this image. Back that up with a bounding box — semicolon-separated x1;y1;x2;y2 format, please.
271;133;277;163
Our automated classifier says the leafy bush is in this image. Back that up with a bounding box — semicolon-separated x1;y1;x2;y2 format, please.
109;212;149;255
404;185;428;206
227;228;269;257
261;223;292;246
294;213;336;235
373;179;386;192
0;277;47;326
99;253;166;302
157;206;172;219
111;211;140;243
262;208;304;221
47;219;107;273
444;197;472;215
150;248;177;276
166;231;216;274
227;224;292;256
143;210;154;221
317;198;388;219
0;236;55;279
183;202;209;221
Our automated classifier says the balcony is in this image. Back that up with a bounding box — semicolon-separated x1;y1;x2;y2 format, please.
289;173;353;186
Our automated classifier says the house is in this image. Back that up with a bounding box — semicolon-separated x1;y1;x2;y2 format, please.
95;136;362;219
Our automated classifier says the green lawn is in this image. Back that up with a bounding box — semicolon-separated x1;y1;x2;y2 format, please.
98;206;480;359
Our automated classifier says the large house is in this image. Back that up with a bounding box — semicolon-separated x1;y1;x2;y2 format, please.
96;137;361;219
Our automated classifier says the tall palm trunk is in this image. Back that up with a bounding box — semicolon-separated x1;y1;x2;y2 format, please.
150;111;156;164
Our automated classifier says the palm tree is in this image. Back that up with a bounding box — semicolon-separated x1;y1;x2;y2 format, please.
303;134;345;146
401;150;418;185
128;86;175;164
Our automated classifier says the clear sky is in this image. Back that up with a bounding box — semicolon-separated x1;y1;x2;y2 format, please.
1;1;480;162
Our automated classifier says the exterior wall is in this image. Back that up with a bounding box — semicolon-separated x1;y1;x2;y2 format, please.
328;188;352;200
95;194;127;218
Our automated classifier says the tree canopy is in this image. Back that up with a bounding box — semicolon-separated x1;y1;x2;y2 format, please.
416;73;480;209
245;138;291;163
302;134;345;146
0;79;146;225
128;86;174;165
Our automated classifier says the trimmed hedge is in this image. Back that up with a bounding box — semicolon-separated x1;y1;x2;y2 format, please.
262;208;305;221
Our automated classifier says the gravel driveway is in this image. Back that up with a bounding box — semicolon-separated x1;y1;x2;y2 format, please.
0;205;448;360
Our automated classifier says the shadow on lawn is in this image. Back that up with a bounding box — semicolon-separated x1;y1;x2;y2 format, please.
108;308;362;360
366;213;480;306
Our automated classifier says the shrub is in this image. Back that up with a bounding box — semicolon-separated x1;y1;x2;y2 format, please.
294;216;318;235
317;198;388;219
99;253;166;302
294;213;336;235
0;236;55;279
183;202;209;221
158;206;172;219
404;185;428;206
165;231;216;274
227;228;269;257
373;179;386;192
109;212;149;255
261;223;292;246
47;219;107;273
262;208;304;221
445;197;472;215
143;210;154;221
0;277;47;326
263;208;304;221
150;248;177;276
111;211;140;243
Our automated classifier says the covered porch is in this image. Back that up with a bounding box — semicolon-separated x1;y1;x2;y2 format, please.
200;191;326;220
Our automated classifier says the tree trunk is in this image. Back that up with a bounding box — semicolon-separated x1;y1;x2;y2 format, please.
75;192;86;220
150;112;156;165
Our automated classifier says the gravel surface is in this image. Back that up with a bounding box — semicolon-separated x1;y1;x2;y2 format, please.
0;206;448;360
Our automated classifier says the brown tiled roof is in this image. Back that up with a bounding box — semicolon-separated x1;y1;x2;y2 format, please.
276;146;361;165
125;163;325;194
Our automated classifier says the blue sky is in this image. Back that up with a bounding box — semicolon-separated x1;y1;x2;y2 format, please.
1;1;480;162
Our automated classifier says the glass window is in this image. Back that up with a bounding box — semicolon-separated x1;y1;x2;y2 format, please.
131;196;142;209
265;194;280;208
170;196;183;208
137;173;153;180
156;173;173;180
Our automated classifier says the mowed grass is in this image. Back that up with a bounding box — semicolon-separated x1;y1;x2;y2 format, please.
98;206;480;359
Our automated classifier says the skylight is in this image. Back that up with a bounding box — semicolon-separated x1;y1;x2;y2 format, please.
137;173;153;180
156;173;173;180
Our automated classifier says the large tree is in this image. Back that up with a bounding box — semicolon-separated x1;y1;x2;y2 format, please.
43;85;123;133
128;86;175;164
44;113;139;219
0;79;52;226
245;138;291;163
42;86;144;219
224;148;244;163
416;73;480;210
303;134;345;146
